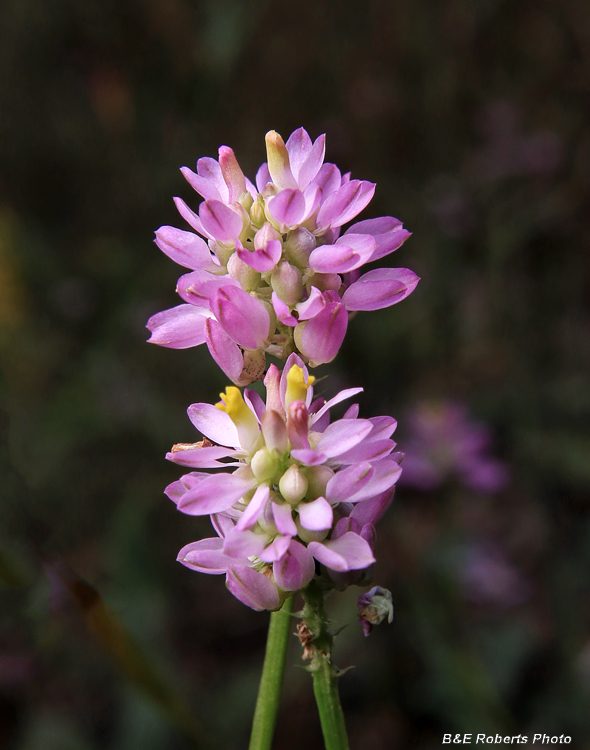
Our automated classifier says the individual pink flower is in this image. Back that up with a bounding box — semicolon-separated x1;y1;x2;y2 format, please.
165;355;403;610
147;128;419;384
398;401;511;493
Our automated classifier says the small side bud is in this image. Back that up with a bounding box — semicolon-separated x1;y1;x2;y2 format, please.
271;261;304;306
305;465;335;499
283;227;316;268
261;409;289;456
357;586;393;637
227;251;261;292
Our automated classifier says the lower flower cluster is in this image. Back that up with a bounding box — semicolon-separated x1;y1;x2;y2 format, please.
166;354;402;610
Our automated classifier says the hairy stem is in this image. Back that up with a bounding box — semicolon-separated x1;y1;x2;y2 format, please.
301;582;350;750
248;596;294;750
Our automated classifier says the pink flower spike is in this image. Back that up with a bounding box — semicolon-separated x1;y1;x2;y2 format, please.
309;532;376;572
199;199;243;241
146;304;209;349
226;565;281;611
342;268;420;311
204;318;244;384
273;540;315;591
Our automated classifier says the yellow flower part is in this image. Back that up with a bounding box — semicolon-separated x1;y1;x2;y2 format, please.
216;386;262;453
285;365;315;410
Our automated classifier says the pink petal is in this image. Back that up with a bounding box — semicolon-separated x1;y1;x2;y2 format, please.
223;528;267;558
176;270;239;309
211;286;270;349
155;226;217;271
367;416;398;440
177;537;233;574
236;484;270;531
236;240;282;272
244;389;266;422
316;180;376;231
308;234;376;274
258;535;291;563
174;197;213;238
272;502;297;536
342;268;420;311
296;287;326;321
290;448;328;466
178;473;256;515
297;302;347;365
326;462;375;503
199;199;243;241
297;134;326;190
335;439;396;465
226;565;281;611
272;292;298;327
308;532;375;572
313;163;342;197
345;216;411;261
147;304;208;349
350;489;394;526
315;418;373;458
267;189;307;229
309;387;364;427
166;445;238;468
285;128;313;178
187;401;239;447
273;539;315;591
255;162;271;193
347;457;402;503
298;496;333;531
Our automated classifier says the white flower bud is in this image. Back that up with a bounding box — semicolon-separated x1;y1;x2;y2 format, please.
279;464;308;505
304;465;335;499
227;252;261;292
251;447;278;482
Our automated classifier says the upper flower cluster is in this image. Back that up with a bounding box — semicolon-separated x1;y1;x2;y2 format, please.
147;128;418;384
166;355;402;610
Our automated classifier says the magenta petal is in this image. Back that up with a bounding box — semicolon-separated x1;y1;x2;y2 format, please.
313;163;342;197
367;416;398;440
350;489;394;526
187;400;240;447
298;302;347;365
345;216;410;261
272;501;297;536
181;162;225;202
309;532;376;572
223;528;267;558
342;268;420;311
226;565;281;611
272;292;298;327
174;197;213;238
165;445;237;468
326;462;375;503
273;539;315;591
147;305;208;349
176;270;239;309
199;199;243;241
267;189;307;229
177;538;233;574
211;513;234;538
155;226;217;271
211;286;270;349
178;473;256;515
244;389;266;422
236;484;270;531
315;418;374;458
285;128;313;178
255;162;271;193
236;240;282;272
298;496;333;531
204;318;244;384
316;179;376;230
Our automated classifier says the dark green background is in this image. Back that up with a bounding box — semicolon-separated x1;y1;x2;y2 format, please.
1;1;589;748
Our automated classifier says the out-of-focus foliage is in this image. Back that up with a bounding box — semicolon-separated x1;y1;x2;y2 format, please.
1;0;589;748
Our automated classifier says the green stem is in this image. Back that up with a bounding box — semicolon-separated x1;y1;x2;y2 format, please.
249;596;294;750
301;582;350;750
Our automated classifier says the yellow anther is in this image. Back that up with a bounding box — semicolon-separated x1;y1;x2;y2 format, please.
285;365;315;408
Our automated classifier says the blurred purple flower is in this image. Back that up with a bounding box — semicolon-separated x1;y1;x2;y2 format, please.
456;541;531;607
398;401;510;493
166;355;403;610
147;127;418;384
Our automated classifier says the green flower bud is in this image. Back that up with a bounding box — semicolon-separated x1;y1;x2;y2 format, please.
251;447;278;482
227;252;261;292
271;261;303;306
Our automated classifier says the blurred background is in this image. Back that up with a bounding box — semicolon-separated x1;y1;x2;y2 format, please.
1;0;590;748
